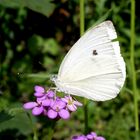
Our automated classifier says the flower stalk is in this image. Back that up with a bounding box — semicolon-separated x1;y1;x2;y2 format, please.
130;0;139;132
80;0;89;134
26;112;38;140
80;0;85;36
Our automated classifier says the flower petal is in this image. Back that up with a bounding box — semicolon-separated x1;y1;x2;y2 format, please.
90;132;97;138
34;92;44;97
67;104;77;112
32;106;43;115
37;95;47;103
49;99;54;107
47;90;55;98
47;109;58;119
23;102;38;109
34;85;45;93
96;136;106;140
59;109;70;119
68;96;73;101
73;101;83;106
72;135;87;140
61;97;68;103
86;134;94;139
80;135;87;140
42;99;51;106
57;100;66;109
51;99;66;110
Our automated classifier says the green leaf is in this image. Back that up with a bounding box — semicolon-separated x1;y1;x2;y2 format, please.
0;0;56;17
43;56;55;68
0;111;35;135
0;111;13;123
43;38;60;55
26;0;56;17
28;34;44;55
8;107;25;116
0;0;25;7
0;98;9;111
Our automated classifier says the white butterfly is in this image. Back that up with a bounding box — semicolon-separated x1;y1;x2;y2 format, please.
51;21;126;101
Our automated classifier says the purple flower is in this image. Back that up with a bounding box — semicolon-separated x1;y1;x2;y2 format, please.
36;93;52;107
34;85;55;99
72;132;105;140
62;96;82;111
47;98;70;120
86;132;97;139
23;89;55;115
37;96;52;107
47;90;55;98
72;135;87;140
23;102;44;116
96;137;106;140
34;85;45;97
23;85;82;120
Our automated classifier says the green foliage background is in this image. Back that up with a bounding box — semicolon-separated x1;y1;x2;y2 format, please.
0;0;140;140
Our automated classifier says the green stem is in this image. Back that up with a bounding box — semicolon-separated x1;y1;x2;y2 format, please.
80;0;89;134
84;99;89;134
27;112;38;140
46;126;55;140
42;119;56;140
130;0;139;132
80;0;85;36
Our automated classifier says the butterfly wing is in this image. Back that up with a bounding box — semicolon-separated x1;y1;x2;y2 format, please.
55;21;126;101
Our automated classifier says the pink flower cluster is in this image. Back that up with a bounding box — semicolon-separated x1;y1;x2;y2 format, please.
23;85;82;120
72;132;105;140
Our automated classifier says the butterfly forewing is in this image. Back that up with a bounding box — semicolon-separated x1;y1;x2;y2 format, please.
54;21;126;101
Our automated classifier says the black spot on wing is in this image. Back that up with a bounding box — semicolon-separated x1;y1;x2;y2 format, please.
93;50;98;55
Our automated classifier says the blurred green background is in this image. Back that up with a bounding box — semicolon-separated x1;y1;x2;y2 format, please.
0;0;140;140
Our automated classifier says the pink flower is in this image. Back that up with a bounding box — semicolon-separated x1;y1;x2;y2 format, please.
62;96;82;112
23;86;56;116
34;85;45;97
23;101;44;116
23;85;82;120
72;132;105;140
47;98;70;120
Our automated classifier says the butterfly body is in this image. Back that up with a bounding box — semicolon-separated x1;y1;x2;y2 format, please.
52;21;126;101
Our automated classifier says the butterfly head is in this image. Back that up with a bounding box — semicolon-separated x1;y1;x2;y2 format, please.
50;75;58;83
50;75;65;93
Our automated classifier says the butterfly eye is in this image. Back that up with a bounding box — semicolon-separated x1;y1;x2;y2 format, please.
93;50;98;55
